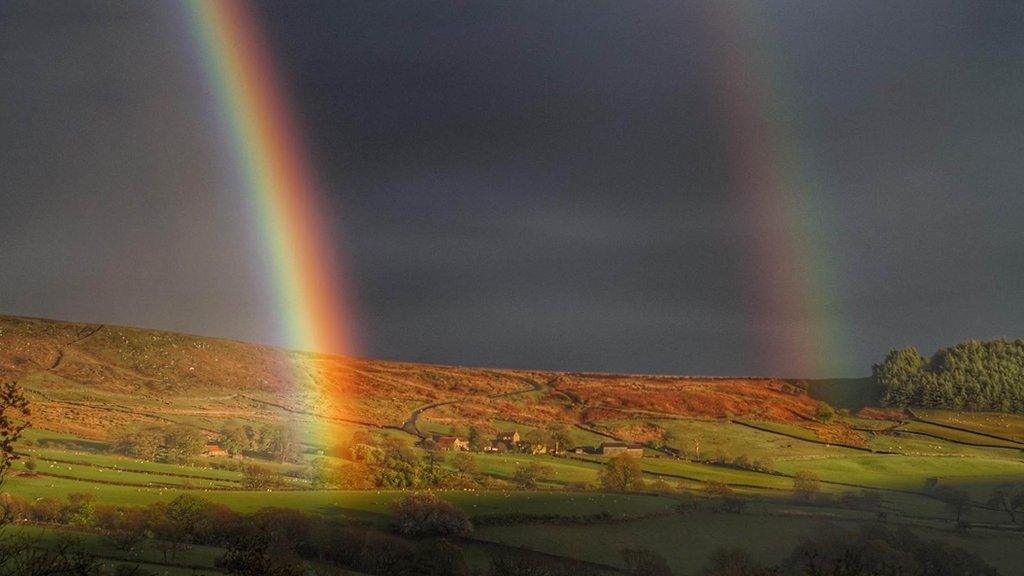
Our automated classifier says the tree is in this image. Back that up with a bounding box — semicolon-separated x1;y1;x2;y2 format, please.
704;548;775;576
242;463;280;490
162;425;205;463
151;495;208;561
307;457;335;489
452;452;478;476
220;424;250;457
413;538;470;576
109;528;145;560
783;524;997;576
467;426;484;452
875;339;1024;413
513;463;552;489
524;429;550;449
220;530;305;576
792;471;821;501
62;492;96;526
987;483;1024;524
934;486;972;525
112;426;164;460
390;493;472;538
599;454;645;491
705;482;745;513
622;548;673;576
0;382;30;487
814;402;836;423
260;425;302;463
548;424;574;454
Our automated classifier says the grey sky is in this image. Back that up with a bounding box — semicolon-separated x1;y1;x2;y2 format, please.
2;1;1022;377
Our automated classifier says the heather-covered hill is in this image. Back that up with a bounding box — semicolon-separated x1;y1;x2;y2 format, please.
2;315;862;441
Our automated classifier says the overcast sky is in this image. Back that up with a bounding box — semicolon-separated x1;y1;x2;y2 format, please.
2;1;1022;377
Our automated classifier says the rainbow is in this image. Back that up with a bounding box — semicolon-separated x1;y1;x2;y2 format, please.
184;0;355;360
708;3;850;378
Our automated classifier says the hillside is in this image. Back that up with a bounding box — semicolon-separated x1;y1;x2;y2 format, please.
5;315;1024;575
3;314;851;443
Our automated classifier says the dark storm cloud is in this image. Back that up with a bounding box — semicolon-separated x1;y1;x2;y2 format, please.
2;1;1022;376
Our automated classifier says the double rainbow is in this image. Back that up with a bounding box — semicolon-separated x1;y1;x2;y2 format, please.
183;0;847;382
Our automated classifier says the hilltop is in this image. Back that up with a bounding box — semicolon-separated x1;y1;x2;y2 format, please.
2;314;865;445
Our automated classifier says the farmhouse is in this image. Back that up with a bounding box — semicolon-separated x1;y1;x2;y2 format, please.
435;436;469;451
495;430;520;444
203;443;226;457
486;439;516;453
599;442;644;458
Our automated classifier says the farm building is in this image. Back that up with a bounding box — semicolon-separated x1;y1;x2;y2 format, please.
495;430;521;444
599;442;644;457
435;436;469;451
486;439;516;453
203;443;226;457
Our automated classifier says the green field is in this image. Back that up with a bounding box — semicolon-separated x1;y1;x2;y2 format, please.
473;508;1024;576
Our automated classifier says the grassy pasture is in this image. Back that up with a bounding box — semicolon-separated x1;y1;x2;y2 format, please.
604;418;860;461
13;459;238;490
5;467;675;524
473;508;1024;576
913;410;1024;444
24;448;245;482
466;453;601;486
772;455;1024;497
8;524;226;575
895;421;1024;450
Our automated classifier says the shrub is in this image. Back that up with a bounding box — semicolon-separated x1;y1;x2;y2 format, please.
815;403;836;423
793;471;821;501
390;493;472;538
31;497;63;523
599;454;645;491
621;547;673;576
242;463;281;490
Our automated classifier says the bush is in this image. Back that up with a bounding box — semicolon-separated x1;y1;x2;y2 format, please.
390;493;472;538
242;463;282;490
31;497;63;522
599;454;645;491
705;482;745;513
622;547;673;576
815;403;836;423
792;471;821;501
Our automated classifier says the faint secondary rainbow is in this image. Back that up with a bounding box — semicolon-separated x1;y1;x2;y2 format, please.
707;3;850;378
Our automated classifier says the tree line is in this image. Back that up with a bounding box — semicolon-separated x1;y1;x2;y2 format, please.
875;338;1024;413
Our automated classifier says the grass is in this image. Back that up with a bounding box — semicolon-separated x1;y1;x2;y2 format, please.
6;524;227;575
772;455;1024;496
465;453;601;486
894;421;1024;450
913;410;1024;444
23;448;245;482
605;418;859;462
4;468;675;524
473;508;1024;575
12;459;238;490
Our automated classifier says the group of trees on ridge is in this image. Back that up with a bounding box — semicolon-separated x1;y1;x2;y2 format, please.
875;338;1024;413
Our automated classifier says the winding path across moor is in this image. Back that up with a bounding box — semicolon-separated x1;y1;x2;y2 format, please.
401;374;545;438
